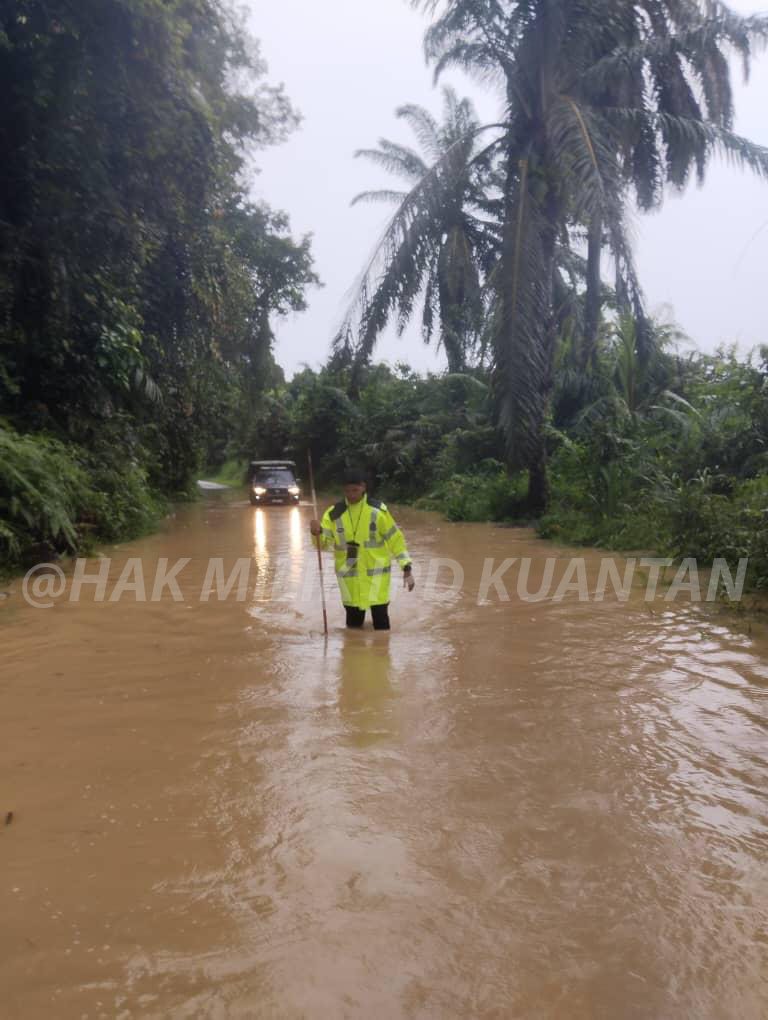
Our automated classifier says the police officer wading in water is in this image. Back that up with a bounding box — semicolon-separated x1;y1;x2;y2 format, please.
309;466;415;630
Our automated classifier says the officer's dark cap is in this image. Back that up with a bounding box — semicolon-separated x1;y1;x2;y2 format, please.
342;465;367;485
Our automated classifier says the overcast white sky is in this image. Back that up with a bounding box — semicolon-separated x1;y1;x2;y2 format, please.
247;0;768;376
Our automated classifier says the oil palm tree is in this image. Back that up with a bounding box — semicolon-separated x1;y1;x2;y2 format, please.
579;0;768;368
413;0;768;510
336;86;498;375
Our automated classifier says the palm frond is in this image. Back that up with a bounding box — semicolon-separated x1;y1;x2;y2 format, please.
395;102;442;161
578;11;768;104
353;144;427;181
338;97;499;370
602;107;768;180
351;190;409;207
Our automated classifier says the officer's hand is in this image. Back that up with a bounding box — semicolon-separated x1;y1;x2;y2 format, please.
403;569;415;592
309;519;321;536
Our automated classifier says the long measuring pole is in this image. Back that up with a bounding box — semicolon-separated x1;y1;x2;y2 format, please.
307;451;329;637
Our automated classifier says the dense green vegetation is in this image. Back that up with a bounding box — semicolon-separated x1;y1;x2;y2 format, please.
0;0;316;569
225;324;768;590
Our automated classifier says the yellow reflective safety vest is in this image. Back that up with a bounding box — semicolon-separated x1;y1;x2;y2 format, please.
315;494;411;610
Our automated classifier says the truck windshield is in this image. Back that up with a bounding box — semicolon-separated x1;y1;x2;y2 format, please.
256;470;294;486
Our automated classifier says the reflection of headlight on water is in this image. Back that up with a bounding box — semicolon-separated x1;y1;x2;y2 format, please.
254;509;267;553
253;487;266;495
289;506;302;553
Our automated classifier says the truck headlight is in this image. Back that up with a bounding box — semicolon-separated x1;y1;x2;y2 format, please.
253;486;266;495
288;486;300;496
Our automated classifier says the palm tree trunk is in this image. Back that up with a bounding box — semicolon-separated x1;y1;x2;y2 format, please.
528;454;550;514
495;141;560;515
441;327;465;374
582;211;602;371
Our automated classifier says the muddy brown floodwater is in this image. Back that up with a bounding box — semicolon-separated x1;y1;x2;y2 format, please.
1;493;767;1019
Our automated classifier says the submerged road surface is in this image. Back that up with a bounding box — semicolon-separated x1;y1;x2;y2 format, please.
1;494;767;1018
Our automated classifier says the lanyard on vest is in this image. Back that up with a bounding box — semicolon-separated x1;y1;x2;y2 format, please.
345;498;366;544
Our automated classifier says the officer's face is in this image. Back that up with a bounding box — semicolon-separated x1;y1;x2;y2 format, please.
343;482;366;504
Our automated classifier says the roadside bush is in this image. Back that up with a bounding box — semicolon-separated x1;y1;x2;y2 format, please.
204;457;249;488
663;472;768;589
0;423;164;571
417;462;527;522
82;457;165;543
0;426;86;561
737;476;768;589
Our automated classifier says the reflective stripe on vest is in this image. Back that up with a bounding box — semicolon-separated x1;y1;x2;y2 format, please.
334;515;346;551
363;505;384;548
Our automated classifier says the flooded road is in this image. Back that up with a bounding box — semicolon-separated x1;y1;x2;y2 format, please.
2;494;767;1018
